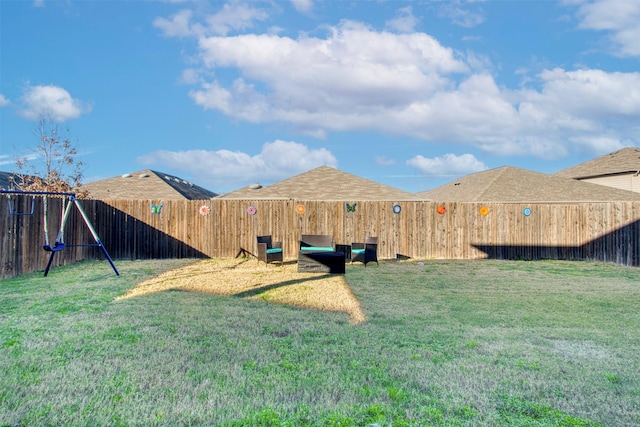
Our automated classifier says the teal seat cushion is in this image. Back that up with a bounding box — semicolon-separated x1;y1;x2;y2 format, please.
300;246;334;252
351;249;365;254
266;248;282;254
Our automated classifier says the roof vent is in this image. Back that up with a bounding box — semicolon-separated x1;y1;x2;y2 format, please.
121;173;132;178
139;173;149;178
249;183;262;189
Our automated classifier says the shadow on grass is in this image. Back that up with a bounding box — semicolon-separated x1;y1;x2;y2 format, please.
115;258;366;324
232;273;335;298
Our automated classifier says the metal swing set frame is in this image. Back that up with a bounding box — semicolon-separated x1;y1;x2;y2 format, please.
2;190;119;277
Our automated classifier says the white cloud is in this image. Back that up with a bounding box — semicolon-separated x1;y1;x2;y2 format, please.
385;6;419;33
153;9;195;37
438;1;485;28
290;0;313;14
0;94;9;107
179;68;203;85
507;68;640;156
407;153;488;176
154;2;269;38
573;0;640;57
375;156;396;166
1;152;38;167
204;1;269;36
160;9;640;162
566;134;628;154
536;68;640;118
136;140;337;188
19;85;90;122
0;154;15;166
189;20;468;135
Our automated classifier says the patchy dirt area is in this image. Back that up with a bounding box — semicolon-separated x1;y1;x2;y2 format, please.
116;258;366;324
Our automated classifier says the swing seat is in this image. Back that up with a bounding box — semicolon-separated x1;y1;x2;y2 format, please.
43;242;66;252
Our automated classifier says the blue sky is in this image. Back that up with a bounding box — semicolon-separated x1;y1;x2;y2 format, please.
1;0;639;194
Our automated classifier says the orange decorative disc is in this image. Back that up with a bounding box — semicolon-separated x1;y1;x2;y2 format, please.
199;205;210;216
479;206;489;216
296;204;305;214
437;205;446;215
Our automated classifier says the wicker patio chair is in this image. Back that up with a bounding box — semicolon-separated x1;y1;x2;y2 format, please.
257;235;283;265
351;236;379;267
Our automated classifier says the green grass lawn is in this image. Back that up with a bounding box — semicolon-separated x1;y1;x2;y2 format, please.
1;258;640;426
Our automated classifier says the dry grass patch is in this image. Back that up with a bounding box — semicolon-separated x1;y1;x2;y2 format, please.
116;258;366;324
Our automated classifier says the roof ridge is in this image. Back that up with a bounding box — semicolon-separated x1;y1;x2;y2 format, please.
477;166;509;201
217;165;420;200
555;147;640;178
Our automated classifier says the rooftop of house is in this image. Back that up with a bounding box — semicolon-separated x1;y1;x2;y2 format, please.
415;165;640;202
81;169;217;200
216;165;422;201
554;147;640;179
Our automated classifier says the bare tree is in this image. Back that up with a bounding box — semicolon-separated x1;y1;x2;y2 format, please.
12;116;88;196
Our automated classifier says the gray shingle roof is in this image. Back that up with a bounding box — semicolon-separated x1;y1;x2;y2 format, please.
415;166;640;202
554;147;640;179
82;169;217;200
0;172;16;190
0;171;37;191
216;165;421;201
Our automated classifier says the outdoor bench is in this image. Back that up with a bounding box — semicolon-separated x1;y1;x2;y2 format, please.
298;234;345;274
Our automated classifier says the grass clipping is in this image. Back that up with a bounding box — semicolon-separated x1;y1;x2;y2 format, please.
116;258;366;324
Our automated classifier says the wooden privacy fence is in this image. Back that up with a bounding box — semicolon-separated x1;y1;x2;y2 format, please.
2;196;639;279
1;195;103;280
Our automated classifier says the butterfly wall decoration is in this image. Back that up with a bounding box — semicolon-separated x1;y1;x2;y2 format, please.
151;204;163;214
345;203;356;213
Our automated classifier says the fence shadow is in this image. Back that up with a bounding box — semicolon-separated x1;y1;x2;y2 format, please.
99;202;209;260
472;219;640;267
